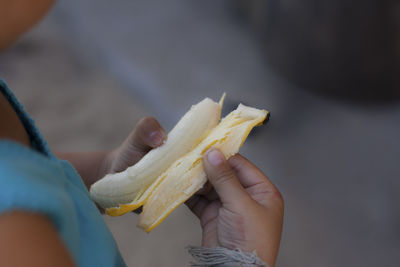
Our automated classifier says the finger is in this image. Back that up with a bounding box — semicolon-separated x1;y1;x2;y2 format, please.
185;195;209;219
199;200;221;230
111;117;167;172
229;154;283;207
129;117;167;151
196;181;213;195
203;148;252;210
204;188;219;202
228;154;276;191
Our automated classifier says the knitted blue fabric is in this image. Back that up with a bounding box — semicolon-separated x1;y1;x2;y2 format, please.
0;78;125;267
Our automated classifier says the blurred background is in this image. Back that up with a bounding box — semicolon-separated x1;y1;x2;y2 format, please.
1;0;400;266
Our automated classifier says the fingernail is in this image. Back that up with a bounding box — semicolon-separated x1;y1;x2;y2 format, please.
207;149;224;166
149;131;164;146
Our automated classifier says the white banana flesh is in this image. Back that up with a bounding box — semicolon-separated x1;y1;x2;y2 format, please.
89;96;224;210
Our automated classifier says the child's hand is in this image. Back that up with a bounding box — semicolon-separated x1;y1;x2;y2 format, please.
186;149;284;267
106;117;167;175
57;117;166;189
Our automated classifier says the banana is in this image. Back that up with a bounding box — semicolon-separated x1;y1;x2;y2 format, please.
137;104;268;232
89;95;225;211
89;95;268;233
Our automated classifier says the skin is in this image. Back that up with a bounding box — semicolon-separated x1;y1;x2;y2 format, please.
0;0;55;52
0;1;284;265
0;211;75;267
0;92;30;147
187;149;284;266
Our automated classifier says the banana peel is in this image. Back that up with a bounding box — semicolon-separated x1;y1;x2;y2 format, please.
89;95;268;232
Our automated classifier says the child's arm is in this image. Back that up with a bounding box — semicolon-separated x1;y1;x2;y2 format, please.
0;211;74;267
56;117;167;189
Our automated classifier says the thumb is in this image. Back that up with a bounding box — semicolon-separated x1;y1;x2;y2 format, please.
129;117;167;151
203;148;251;210
111;117;166;173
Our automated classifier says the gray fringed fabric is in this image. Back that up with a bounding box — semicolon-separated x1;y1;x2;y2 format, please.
187;246;269;267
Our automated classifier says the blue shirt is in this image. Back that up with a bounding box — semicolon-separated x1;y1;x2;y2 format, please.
0;78;126;267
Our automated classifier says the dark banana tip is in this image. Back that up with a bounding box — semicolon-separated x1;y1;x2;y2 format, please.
264;112;270;124
133;206;143;214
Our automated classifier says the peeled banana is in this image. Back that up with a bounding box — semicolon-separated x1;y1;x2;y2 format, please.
89;95;268;233
90;96;224;210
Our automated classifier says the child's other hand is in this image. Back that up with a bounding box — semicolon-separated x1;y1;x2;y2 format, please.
186;149;284;267
57;117;166;190
105;117;167;175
